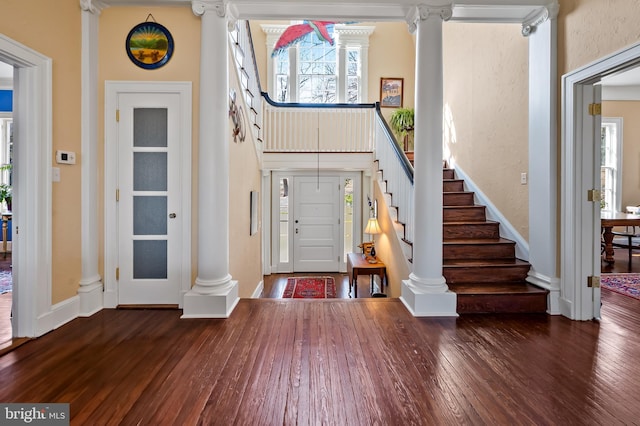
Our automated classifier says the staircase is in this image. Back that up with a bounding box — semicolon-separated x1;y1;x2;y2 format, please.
442;167;548;313
376;155;548;314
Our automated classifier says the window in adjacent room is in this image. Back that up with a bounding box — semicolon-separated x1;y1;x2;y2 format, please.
601;118;623;213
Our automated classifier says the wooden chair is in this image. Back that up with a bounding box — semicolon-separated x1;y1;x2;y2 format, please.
612;225;640;264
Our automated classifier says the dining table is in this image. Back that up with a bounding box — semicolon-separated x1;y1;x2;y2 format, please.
601;211;640;263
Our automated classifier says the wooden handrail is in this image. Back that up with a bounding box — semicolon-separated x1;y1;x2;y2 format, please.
374;103;413;184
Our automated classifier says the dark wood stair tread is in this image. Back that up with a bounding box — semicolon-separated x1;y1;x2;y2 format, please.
448;282;548;295
450;282;548;314
443;258;530;267
443;238;514;245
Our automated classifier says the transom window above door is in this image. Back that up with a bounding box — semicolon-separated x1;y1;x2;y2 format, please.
262;23;374;104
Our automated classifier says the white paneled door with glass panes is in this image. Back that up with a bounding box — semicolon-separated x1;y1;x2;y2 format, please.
117;93;182;305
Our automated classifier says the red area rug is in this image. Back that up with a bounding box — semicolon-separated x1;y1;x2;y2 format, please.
282;277;336;299
601;273;640;301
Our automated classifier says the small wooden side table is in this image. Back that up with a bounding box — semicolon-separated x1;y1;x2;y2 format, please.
347;252;387;298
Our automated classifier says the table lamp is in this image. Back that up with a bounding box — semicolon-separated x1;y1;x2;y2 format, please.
364;217;381;257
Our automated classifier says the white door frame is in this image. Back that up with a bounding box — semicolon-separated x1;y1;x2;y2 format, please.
0;35;52;338
104;81;192;308
269;170;361;274
561;41;640;320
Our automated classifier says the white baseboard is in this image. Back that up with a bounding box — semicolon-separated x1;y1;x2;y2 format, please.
453;165;530;261
36;295;80;337
251;280;264;298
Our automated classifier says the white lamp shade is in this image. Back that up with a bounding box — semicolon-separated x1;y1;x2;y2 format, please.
364;217;381;235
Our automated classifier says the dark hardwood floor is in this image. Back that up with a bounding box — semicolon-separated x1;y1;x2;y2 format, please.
0;284;638;423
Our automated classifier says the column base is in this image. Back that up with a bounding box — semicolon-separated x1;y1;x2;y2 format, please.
399;279;458;317
182;280;239;318
78;279;103;317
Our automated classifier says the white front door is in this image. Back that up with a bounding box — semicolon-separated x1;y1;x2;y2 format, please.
293;176;341;272
117;92;182;305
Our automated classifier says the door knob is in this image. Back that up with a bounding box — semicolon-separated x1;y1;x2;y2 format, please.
169;213;177;218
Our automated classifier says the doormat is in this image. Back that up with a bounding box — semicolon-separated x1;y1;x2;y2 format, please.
282;277;336;299
601;273;640;301
0;270;11;294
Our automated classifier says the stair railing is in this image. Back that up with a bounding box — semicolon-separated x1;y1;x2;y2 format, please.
261;94;376;152
374;104;415;244
229;21;264;153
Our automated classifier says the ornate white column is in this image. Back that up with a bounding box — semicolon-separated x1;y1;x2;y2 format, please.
78;0;105;316
523;1;560;314
183;0;239;318
400;3;457;317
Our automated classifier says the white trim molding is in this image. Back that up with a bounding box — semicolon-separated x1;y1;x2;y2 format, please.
79;0;106;14
78;0;104;317
521;0;559;36
0;34;53;338
561;40;640;320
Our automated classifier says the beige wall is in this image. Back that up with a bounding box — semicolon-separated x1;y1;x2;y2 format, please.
367;22;415;112
1;0;83;303
372;182;411;297
228;71;264;298
559;0;640;76
443;22;530;240
602;101;640;210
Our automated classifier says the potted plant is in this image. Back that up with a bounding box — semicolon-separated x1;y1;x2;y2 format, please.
389;107;414;152
0;183;10;211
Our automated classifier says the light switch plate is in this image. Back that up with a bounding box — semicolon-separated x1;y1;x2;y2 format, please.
56;150;76;165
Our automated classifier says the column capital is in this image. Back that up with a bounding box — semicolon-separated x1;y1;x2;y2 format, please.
79;0;106;15
406;3;453;33
192;0;226;18
521;1;559;37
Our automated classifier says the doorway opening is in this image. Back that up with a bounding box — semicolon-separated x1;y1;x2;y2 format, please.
271;171;362;274
562;41;640;320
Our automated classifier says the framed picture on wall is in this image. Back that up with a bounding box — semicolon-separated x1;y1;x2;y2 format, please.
380;77;403;107
126;21;174;70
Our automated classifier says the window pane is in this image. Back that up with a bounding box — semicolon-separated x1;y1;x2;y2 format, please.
134;152;167;191
134;196;167;235
133;240;168;279
344;178;353;260
134;108;167;147
279;178;289;263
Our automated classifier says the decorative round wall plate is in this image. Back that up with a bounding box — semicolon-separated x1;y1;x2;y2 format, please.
126;21;174;69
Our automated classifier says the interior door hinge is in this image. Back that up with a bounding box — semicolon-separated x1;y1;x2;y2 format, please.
116;267;120;281
588;103;602;116
587;189;601;202
116;189;120;202
116;109;120;122
588;276;600;288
